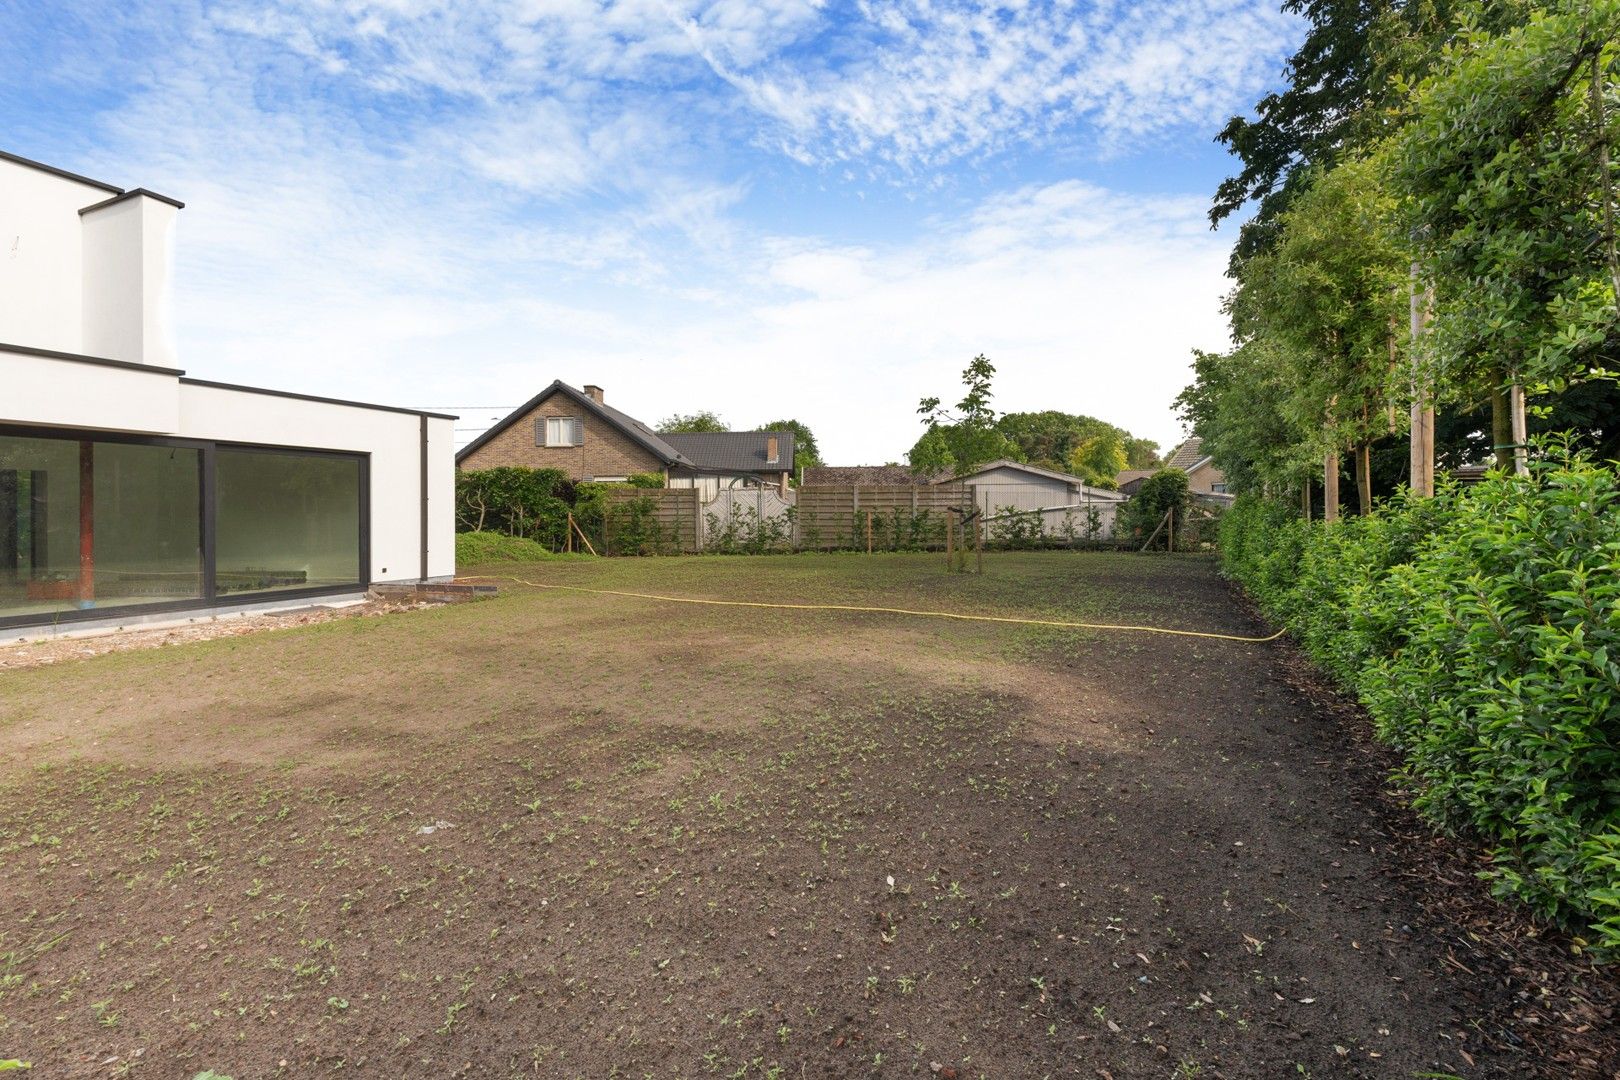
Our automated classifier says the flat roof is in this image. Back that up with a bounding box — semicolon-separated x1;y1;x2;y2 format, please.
79;187;187;214
0;342;454;421
1;148;183;210
0;148;121;194
0;340;185;377
180;378;457;420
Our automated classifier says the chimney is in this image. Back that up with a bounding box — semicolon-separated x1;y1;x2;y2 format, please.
80;190;183;367
584;384;604;404
766;435;780;465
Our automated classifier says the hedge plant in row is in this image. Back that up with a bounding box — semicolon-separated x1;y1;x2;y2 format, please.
1221;447;1620;955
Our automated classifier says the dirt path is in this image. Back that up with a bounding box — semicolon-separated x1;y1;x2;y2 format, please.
0;554;1613;1077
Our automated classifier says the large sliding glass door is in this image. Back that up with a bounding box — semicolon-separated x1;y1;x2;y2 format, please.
216;449;362;595
0;428;366;627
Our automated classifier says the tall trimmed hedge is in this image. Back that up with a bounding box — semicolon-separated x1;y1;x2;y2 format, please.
1223;452;1620;955
456;468;665;552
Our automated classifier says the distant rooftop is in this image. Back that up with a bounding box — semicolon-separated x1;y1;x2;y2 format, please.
1165;437;1209;471
663;431;795;473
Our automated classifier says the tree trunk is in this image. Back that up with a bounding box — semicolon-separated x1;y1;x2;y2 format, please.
1408;267;1436;497
1355;442;1373;515
1491;382;1514;470
1510;382;1529;476
1592;54;1620;313
1302;479;1312;521
1323;451;1340;523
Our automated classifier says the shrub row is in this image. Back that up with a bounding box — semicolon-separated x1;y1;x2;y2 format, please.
1221;451;1620;955
456;467;664;552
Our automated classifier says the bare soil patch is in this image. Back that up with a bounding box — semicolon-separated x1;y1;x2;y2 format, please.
0;553;1613;1078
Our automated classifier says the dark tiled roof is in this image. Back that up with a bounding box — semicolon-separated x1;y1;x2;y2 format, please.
598;399;687;463
663;431;794;473
455;380;692;467
802;465;949;486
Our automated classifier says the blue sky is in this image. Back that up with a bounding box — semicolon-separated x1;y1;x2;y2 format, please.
3;0;1300;463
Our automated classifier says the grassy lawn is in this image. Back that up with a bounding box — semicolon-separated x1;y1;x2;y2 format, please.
0;553;1577;1077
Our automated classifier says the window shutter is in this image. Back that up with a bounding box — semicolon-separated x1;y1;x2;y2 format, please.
573;417;585;446
535;418;546;447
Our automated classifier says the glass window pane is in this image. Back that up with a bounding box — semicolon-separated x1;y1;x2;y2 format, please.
216;450;362;594
1;434;202;622
94;442;203;605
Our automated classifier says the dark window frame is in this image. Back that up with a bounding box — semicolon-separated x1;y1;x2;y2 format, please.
0;423;370;631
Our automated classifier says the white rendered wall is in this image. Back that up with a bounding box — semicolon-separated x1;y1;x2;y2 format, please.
0;347;180;433
177;383;454;584
425;416;456;580
0;158;104;355
81;195;179;367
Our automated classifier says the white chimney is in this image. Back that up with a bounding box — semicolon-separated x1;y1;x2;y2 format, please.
80;190;181;367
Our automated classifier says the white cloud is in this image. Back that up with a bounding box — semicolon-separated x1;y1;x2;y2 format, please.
693;0;1299;166
371;179;1233;462
15;0;1284;464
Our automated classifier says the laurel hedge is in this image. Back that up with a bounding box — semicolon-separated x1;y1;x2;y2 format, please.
1222;450;1620;955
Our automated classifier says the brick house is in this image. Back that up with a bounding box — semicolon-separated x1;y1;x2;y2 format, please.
456;381;795;496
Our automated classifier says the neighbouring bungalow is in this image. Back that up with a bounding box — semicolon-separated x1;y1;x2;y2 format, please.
946;459;1126;516
455;381;795;497
0;150;457;636
1117;437;1230;499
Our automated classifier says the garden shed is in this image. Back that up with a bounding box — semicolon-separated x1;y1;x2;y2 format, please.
947;460;1126;540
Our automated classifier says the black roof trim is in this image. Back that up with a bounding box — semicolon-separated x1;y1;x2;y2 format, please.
0;149;123;195
0;340;185;377
79;187;186;215
179;378;456;420
455;380;691;466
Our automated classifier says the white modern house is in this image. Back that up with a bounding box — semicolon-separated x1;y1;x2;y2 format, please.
0;149;456;634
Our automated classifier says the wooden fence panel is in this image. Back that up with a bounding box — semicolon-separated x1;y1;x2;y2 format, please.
794;484;970;550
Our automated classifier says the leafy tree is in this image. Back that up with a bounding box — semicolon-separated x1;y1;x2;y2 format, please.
1067;432;1127;488
1212;0;1531;265
754;418;823;471
657;411;728;433
991;410;1158;473
908;355;1020;475
1123;437;1163;470
1394;0;1620;465
1118;469;1191;546
1177;342;1316;498
1229;153;1408;505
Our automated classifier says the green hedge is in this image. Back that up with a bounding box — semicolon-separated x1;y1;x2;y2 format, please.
1222;452;1620;955
456;468;666;554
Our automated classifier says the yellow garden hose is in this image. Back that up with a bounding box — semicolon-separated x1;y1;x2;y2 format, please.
458;575;1288;645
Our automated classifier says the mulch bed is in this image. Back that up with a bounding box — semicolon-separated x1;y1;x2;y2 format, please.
1236;584;1620;1077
